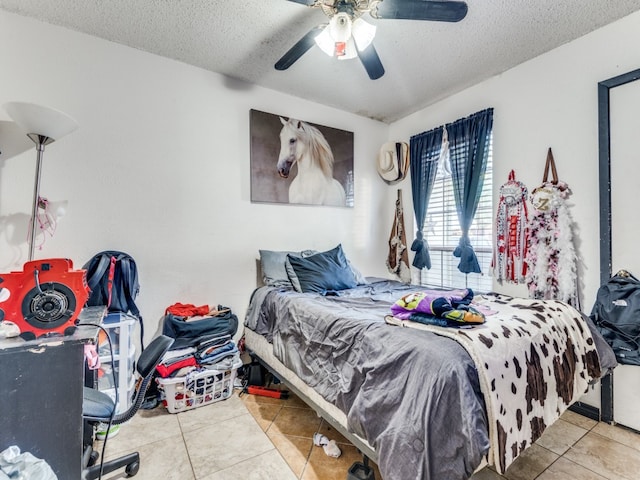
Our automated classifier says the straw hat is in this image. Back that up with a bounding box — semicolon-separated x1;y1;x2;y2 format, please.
377;142;409;185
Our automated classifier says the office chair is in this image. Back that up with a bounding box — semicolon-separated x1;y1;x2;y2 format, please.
82;334;174;479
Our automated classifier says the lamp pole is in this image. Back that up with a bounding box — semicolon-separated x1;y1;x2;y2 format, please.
3;102;78;263
27;134;54;261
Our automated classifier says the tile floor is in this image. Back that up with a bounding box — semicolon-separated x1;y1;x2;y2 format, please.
98;390;640;480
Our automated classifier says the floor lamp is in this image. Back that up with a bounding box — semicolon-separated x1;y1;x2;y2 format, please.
2;102;78;261
0;120;33;163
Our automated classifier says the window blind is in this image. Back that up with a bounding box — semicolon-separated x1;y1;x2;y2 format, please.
419;135;493;292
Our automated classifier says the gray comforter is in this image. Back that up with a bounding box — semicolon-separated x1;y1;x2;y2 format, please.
246;280;490;480
244;279;615;480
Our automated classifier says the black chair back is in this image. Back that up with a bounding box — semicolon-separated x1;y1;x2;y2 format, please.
113;335;173;424
137;335;173;377
84;335;173;425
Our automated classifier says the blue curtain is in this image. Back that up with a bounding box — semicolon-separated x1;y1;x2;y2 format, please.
447;108;494;274
409;127;443;270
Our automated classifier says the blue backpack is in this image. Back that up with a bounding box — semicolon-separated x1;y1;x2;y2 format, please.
84;251;144;349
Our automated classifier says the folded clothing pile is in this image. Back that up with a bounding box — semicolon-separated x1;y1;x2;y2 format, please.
157;302;240;378
156;334;239;379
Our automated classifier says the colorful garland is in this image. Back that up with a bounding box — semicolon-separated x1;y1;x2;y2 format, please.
494;170;529;284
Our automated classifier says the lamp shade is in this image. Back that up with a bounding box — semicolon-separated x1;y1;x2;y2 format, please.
352;18;376;51
3;102;78;141
0;120;33;161
315;26;335;57
330;13;352;44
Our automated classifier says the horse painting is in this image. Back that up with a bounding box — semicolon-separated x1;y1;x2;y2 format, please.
276;117;347;207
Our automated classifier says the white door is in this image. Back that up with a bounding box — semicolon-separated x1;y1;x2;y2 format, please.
609;79;640;431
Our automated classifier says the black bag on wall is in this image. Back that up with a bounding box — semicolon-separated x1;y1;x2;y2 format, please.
590;270;640;366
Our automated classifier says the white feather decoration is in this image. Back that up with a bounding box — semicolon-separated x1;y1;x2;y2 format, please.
525;182;579;307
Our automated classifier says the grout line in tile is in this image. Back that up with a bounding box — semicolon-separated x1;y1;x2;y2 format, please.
298;451;311;480
177;415;198;479
535;453;609;480
198;447;280;480
534;454;563;479
588;429;633;449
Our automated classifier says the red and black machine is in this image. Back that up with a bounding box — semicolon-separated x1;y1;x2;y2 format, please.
0;258;89;340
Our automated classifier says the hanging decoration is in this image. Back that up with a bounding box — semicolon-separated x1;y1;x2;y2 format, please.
387;188;411;283
493;170;529;284
525;148;579;307
32;197;68;251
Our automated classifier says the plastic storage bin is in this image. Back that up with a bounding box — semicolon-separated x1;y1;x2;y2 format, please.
98;313;138;414
98;313;135;357
157;355;242;413
98;347;136;390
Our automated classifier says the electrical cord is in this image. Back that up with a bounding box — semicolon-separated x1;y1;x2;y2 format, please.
33;269;43;294
83;322;118;480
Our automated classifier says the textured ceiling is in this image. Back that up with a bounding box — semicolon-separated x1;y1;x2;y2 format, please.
1;0;639;123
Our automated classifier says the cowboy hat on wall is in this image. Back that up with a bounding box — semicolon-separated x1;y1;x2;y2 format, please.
377;141;409;185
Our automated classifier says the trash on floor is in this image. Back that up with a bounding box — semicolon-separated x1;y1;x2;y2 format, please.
313;433;342;458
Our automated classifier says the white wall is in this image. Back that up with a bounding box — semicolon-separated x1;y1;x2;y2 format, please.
390;10;640;311
0;11;392;342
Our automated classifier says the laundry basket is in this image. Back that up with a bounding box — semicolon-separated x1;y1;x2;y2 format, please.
157;355;242;413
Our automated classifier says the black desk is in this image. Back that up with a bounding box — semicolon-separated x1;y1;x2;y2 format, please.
0;307;104;479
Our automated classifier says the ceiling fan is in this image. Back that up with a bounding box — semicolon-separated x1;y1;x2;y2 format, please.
275;0;468;80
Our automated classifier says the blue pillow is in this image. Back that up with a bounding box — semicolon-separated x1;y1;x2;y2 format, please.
286;245;357;293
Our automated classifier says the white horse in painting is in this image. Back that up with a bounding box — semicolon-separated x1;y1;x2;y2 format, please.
277;117;347;206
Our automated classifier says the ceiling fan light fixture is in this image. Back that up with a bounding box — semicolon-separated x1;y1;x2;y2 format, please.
277;0;468;78
352;18;376;51
314;26;336;56
337;38;358;60
314;12;363;59
329;12;352;43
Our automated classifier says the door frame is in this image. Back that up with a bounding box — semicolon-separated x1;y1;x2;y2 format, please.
597;67;640;423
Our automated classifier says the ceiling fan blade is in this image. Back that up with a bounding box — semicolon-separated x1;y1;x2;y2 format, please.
357;43;385;80
285;0;318;5
374;0;468;22
275;25;325;71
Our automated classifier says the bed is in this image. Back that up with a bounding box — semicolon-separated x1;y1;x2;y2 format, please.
243;247;616;480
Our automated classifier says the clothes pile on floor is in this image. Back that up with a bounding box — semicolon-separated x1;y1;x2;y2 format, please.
151;303;241;413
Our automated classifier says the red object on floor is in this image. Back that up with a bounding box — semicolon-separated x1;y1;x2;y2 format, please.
247;386;289;399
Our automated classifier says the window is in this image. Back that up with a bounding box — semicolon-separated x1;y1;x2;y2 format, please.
419;134;493;292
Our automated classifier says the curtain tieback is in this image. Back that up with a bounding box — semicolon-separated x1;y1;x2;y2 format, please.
454;235;481;274
411;231;426;252
411;231;432;270
453;235;472;257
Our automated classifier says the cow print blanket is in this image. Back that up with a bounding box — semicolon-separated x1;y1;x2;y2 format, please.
386;292;601;473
